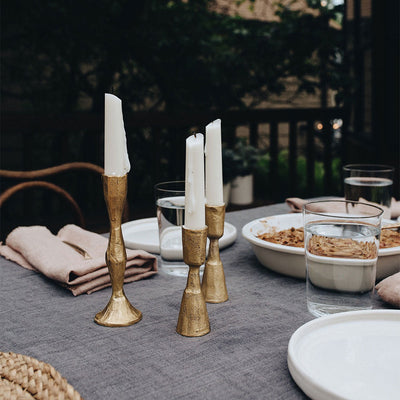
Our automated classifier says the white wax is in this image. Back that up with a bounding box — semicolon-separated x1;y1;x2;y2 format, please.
205;119;224;206
184;133;206;230
104;93;131;176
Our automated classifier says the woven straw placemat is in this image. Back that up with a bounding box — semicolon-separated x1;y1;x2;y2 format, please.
0;352;82;400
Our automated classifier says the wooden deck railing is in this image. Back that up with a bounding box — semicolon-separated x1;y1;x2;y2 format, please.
0;107;345;233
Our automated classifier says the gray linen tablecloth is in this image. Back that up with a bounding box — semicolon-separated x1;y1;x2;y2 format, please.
0;203;392;399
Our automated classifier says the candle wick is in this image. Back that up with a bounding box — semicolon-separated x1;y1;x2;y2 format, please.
194;133;197;138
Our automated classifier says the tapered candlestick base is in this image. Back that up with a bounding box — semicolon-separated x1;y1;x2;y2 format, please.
176;227;210;337
202;204;228;303
95;294;142;327
95;175;142;327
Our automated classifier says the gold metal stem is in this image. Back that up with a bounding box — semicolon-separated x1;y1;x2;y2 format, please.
202;204;228;303
94;175;142;327
176;226;210;337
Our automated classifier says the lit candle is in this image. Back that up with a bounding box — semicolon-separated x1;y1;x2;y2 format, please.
185;133;206;230
205;119;224;206
104;93;131;176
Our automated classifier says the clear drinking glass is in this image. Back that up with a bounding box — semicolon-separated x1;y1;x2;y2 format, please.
303;200;383;317
154;181;187;277
343;164;394;212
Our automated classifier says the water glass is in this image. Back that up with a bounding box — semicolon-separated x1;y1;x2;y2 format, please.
343;164;394;216
154;181;188;277
303;200;383;317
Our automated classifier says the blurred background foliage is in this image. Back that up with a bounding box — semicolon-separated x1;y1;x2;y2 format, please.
255;150;341;200
1;0;345;113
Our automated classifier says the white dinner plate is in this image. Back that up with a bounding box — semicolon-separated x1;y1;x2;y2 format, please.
288;310;400;400
122;217;237;255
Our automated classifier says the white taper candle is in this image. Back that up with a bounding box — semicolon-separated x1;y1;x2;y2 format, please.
184;133;206;230
104;93;131;176
205;119;224;206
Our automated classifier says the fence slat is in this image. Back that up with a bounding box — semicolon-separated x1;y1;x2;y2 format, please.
322;119;333;194
249;122;258;147
306;120;315;195
152;127;161;183
269;121;279;200
289;121;298;195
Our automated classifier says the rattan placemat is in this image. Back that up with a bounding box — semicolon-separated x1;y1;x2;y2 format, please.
0;352;82;400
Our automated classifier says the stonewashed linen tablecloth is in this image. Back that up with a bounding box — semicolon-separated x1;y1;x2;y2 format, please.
0;202;393;400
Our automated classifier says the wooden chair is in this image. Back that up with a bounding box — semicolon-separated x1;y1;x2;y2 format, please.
0;162;129;238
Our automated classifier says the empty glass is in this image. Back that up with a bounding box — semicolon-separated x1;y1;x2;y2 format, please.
343;164;394;217
154;181;187;277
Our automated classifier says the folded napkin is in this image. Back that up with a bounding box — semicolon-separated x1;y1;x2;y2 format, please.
285;197;400;219
0;224;158;296
376;272;400;308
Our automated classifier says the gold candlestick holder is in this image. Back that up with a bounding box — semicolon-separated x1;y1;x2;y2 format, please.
202;204;228;303
94;174;142;327
176;226;210;337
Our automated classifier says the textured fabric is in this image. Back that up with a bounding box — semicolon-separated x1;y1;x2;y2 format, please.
0;224;157;295
0;203;394;400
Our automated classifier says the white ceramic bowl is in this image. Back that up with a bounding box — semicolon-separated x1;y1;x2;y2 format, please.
242;213;400;280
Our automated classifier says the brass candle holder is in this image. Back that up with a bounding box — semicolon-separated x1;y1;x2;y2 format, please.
176;226;210;337
202;204;228;303
94;174;142;327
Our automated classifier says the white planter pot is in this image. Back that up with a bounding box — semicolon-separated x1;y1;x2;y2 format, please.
223;183;231;206
230;174;253;205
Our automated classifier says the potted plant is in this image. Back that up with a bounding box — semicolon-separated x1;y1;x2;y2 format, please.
229;139;260;205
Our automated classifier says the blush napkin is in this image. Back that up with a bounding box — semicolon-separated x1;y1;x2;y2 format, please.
376;272;400;308
285;197;400;219
0;224;158;296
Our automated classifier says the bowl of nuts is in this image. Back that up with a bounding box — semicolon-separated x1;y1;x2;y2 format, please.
242;213;400;280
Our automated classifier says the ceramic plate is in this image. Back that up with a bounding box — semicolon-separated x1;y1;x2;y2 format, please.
122;217;237;255
242;214;400;280
288;310;400;400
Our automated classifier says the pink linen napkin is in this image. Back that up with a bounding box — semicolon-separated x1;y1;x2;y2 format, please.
285;197;399;219
376;272;400;308
391;200;400;219
0;224;158;296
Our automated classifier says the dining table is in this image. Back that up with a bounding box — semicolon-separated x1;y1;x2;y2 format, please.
0;201;395;399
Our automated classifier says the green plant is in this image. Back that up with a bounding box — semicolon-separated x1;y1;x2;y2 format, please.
222;147;238;184
254;149;341;201
232;139;260;177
